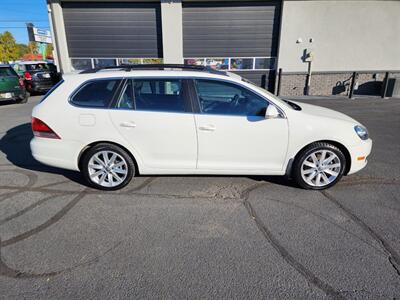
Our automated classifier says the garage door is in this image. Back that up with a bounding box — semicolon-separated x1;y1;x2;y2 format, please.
63;2;162;69
183;1;281;90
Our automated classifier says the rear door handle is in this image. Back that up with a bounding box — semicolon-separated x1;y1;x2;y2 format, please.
198;125;216;132
120;121;136;128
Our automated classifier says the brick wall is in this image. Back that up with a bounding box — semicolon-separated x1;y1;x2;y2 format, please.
277;71;400;97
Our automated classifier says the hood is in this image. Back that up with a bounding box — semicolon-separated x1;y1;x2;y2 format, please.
291;101;358;124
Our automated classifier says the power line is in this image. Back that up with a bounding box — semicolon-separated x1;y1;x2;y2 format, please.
0;19;49;21
0;26;50;29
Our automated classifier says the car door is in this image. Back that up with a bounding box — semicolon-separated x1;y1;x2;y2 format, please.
0;67;20;94
193;79;289;172
108;78;197;171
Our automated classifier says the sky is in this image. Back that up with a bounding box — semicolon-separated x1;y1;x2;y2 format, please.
0;0;49;44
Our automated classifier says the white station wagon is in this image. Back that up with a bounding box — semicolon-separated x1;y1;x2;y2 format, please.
30;65;372;190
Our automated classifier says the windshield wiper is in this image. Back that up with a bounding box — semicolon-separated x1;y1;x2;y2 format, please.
283;100;302;111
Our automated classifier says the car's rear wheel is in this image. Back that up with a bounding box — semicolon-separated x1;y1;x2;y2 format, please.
293;142;346;190
81;143;135;190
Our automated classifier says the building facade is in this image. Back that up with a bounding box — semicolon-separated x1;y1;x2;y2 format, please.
48;0;400;96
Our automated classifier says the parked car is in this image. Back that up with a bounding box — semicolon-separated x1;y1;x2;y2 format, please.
13;61;61;94
0;64;28;104
30;65;372;191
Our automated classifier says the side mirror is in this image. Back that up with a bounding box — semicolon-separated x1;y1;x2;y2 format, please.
265;105;281;119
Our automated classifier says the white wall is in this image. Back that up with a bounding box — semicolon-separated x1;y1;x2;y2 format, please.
278;0;400;72
161;0;184;64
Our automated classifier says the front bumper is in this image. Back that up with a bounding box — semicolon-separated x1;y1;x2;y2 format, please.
347;138;372;175
30;137;81;171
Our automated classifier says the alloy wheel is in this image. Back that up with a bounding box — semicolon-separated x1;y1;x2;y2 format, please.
300;150;341;187
88;150;128;188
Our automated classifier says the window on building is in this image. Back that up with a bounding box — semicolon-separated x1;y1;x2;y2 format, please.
230;58;253;70
195;79;269;116
94;59;116;68
255;58;276;70
184;57;276;71
71;79;121;108
71;58;92;71
118;58;164;65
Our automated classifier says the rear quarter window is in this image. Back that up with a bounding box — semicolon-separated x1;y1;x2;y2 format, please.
70;79;122;108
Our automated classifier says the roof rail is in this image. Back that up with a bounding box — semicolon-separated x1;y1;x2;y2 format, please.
79;64;228;76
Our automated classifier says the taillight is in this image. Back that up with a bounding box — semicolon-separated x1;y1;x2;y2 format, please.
24;71;32;80
31;117;61;139
19;78;24;87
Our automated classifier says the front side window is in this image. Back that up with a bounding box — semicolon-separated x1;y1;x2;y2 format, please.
195;79;269;117
71;79;121;108
133;79;186;113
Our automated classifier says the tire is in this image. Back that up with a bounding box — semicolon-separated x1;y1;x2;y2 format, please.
81;143;135;191
18;95;28;104
292;142;346;190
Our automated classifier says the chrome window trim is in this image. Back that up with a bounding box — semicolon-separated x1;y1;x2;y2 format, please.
68;75;286;118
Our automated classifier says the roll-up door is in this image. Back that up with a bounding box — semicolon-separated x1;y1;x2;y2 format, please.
183;1;281;91
63;2;163;59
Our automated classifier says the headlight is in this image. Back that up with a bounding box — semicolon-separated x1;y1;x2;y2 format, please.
354;125;369;140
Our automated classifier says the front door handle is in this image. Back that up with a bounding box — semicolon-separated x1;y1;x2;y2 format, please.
198;125;216;132
120;121;136;128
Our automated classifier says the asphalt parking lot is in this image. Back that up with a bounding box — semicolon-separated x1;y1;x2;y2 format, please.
0;95;399;299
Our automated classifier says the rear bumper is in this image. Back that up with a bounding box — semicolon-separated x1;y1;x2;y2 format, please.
347;139;372;175
0;90;27;102
30;137;81;171
26;81;54;92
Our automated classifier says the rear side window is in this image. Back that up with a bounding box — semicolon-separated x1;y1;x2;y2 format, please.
0;67;17;77
133;79;186;113
71;79;122;108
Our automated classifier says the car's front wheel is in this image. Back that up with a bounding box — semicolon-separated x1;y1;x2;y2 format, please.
293;142;346;190
81;143;135;190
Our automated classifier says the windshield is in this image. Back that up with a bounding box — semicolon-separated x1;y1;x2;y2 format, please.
25;63;56;72
241;78;296;110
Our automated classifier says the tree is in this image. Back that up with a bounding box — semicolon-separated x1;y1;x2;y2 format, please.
16;43;29;58
45;43;54;59
28;41;38;55
0;31;19;63
22;53;43;61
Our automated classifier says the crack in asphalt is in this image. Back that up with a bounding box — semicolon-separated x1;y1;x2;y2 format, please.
321;190;400;278
0;237;123;279
263;197;386;256
0;165;399;299
1;191;88;247
0;168;158;279
0;194;57;226
240;183;345;299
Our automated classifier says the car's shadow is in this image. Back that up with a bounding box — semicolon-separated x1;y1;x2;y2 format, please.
0;123;87;186
0;123;295;189
0;100;17;106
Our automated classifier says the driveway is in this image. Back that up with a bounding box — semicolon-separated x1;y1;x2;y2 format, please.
0;96;399;299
